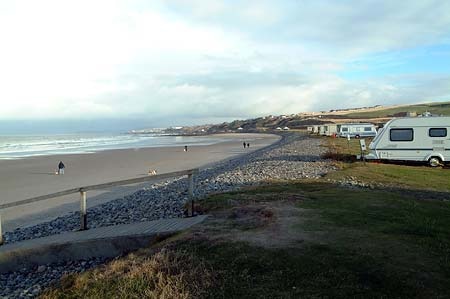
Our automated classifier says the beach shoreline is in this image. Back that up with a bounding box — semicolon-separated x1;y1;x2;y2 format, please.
0;133;280;231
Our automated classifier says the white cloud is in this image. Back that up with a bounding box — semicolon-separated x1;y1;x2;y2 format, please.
0;0;449;124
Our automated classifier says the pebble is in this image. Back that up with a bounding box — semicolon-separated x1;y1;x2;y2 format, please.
0;132;335;298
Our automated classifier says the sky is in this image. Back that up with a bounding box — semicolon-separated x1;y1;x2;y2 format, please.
1;0;450;132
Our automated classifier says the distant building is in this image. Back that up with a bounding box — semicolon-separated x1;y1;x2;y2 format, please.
406;111;417;117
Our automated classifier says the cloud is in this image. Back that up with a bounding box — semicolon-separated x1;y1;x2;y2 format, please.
166;0;450;53
35;72;446;124
0;0;449;125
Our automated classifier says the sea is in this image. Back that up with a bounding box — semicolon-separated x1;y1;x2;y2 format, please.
0;133;230;160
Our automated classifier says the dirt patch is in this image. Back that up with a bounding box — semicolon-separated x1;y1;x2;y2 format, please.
231;203;315;248
226;206;274;230
196;201;317;249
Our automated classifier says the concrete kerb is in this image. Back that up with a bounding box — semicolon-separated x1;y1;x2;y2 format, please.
0;215;208;274
0;234;172;274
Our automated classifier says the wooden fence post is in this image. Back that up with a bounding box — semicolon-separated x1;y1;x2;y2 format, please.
80;190;87;230
188;172;195;217
0;214;3;245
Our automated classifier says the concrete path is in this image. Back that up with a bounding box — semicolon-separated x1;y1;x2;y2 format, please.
0;216;208;273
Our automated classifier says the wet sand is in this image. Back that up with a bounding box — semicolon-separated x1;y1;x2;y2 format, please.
0;133;280;231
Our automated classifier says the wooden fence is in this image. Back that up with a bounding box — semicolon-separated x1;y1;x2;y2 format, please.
0;168;199;245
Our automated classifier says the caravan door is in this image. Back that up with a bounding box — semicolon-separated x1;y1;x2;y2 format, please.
429;127;449;161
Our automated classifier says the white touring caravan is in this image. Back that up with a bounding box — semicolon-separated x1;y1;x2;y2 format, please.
338;123;377;138
366;117;450;166
312;125;320;134
324;124;340;136
319;126;327;135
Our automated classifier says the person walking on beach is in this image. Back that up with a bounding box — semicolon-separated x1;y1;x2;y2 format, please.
247;143;250;148
243;142;246;149
184;145;188;152
58;161;65;175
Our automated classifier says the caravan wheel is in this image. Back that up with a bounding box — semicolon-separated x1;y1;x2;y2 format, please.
428;157;442;167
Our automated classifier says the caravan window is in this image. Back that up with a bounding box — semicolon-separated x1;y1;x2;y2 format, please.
341;127;348;132
429;128;447;137
390;129;413;141
364;127;372;132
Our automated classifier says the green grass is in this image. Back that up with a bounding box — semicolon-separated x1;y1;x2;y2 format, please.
326;162;450;192
42;182;450;298
187;183;450;297
346;101;450;118
200;182;450;297
323;136;373;159
322;135;450;192
175;240;430;298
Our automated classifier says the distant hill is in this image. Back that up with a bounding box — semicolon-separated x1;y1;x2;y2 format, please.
139;101;450;135
195;101;450;134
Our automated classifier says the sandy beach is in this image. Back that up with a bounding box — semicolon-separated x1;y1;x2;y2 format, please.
0;133;280;231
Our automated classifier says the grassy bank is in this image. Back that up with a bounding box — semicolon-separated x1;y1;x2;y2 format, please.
42;182;450;298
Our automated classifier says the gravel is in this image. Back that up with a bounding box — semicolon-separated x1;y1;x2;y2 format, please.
0;132;335;298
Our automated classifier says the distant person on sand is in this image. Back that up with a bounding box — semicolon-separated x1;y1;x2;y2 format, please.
58;161;65;175
247;143;250;148
184;145;188;152
243;142;246;149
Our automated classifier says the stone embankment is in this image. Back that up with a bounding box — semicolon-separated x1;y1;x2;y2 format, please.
1;132;335;298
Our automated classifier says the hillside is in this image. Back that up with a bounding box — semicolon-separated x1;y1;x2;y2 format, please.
344;101;450;118
199;101;449;133
134;101;450;135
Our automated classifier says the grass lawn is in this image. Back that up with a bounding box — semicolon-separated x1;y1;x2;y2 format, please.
42;182;450;299
323;136;450;193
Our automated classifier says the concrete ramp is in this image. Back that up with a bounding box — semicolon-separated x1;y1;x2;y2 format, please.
0;216;208;273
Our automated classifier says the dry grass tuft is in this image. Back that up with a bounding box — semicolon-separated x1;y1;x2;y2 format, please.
40;248;214;299
321;150;356;162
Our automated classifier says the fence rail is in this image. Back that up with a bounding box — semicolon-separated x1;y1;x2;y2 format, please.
0;168;199;245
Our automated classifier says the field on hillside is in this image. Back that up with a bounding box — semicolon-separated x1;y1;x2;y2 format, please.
345;101;450;118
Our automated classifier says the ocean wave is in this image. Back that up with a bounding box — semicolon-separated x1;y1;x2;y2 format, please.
0;133;227;159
